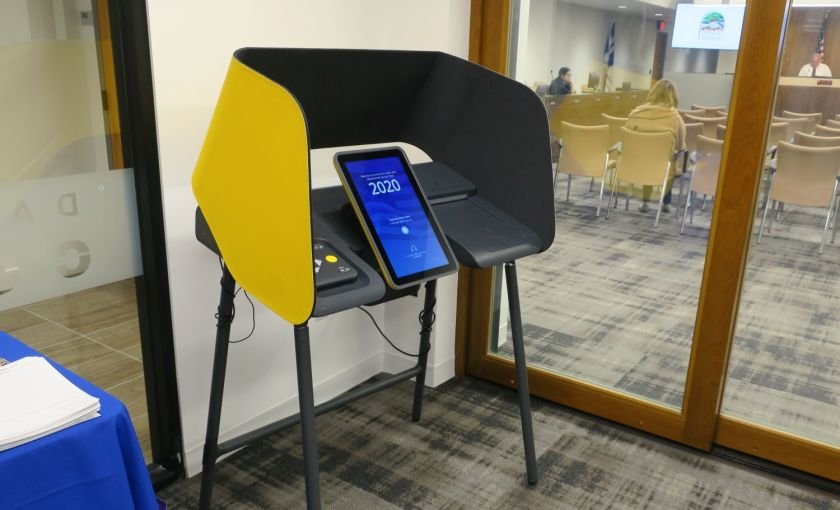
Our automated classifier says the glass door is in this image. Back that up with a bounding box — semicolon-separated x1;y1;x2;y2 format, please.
0;0;181;477
717;0;840;480
462;0;840;481
0;0;147;456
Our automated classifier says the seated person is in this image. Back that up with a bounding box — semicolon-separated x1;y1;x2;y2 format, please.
624;79;686;213
798;53;832;77
549;67;575;95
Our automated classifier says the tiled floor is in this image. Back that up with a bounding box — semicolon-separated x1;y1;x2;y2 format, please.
0;279;151;462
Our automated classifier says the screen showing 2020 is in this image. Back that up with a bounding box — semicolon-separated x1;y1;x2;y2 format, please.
344;156;448;278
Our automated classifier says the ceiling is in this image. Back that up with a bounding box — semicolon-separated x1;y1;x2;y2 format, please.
555;0;676;18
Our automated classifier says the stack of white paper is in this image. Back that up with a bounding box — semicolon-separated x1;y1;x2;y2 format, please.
0;356;100;451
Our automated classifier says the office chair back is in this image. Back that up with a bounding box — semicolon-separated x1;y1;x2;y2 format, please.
771;142;840;208
691;104;726;116
767;122;789;152
615;128;674;187
684;123;703;153
691;136;723;197
774;116;811;138
815;124;840;137
782;110;822;133
557;122;611;178
601;113;628;148
794;131;840;147
685;114;727;138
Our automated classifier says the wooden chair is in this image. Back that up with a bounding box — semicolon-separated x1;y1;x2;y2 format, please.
681;136;723;234
555;122;612;216
716;124;727;140
607;127;675;227
826;119;840;129
758;142;840;253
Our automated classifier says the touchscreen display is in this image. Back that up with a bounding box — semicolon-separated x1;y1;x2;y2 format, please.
343;155;449;278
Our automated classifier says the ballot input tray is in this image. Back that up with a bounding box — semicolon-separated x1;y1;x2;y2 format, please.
415;162;542;268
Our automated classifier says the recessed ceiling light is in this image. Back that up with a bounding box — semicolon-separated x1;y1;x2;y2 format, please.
618;5;627;9
655;13;663;16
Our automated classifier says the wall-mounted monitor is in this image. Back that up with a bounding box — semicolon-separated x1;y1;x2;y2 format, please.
671;4;745;51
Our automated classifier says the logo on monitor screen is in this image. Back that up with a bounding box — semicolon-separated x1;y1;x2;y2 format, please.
699;11;725;40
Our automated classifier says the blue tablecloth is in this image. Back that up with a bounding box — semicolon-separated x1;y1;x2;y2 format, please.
0;332;157;510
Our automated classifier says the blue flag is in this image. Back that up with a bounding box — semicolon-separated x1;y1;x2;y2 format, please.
603;20;615;67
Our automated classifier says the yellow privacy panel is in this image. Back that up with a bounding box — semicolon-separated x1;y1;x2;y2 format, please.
193;57;314;324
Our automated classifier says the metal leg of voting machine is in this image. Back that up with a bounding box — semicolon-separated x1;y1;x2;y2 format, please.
198;271;439;510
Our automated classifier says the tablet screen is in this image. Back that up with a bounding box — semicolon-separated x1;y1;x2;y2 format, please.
335;148;457;288
344;155;449;277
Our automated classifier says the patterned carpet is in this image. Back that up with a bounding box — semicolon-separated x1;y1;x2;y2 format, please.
158;377;838;509
495;176;840;447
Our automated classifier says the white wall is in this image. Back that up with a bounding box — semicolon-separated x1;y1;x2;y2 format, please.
520;0;557;86
518;0;657;91
146;0;470;476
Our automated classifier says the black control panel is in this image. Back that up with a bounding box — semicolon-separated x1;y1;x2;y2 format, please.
313;239;359;290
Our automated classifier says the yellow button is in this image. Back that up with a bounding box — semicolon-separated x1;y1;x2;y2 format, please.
325;255;338;263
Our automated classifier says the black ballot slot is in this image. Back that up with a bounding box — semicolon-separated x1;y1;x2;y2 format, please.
413;161;477;204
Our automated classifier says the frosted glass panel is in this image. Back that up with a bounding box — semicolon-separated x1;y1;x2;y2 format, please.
0;0;142;310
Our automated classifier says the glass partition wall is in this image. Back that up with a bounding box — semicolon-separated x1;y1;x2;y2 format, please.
718;0;840;474
465;0;838;481
494;0;742;412
0;0;149;461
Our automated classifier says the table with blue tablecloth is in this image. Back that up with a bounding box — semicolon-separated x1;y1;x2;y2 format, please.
0;331;158;510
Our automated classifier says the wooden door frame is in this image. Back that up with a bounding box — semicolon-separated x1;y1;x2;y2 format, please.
464;0;839;482
94;0;124;169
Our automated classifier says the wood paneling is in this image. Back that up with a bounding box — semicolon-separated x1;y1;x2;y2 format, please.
776;82;840;120
95;0;124;169
777;8;840;120
780;8;838;77
461;0;511;378
681;0;789;450
546;91;647;135
469;0;511;75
